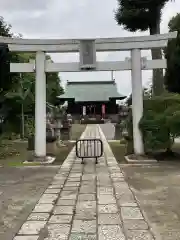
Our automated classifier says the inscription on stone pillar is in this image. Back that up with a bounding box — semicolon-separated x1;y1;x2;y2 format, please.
79;40;96;70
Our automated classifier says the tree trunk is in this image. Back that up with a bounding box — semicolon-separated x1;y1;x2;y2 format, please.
21;102;25;139
149;17;164;96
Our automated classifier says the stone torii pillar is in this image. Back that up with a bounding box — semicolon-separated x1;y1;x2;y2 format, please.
35;51;46;159
131;49;144;155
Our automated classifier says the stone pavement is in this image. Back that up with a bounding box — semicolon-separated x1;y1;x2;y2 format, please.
13;125;155;240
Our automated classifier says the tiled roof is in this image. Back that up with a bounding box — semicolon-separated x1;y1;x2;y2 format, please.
58;81;125;102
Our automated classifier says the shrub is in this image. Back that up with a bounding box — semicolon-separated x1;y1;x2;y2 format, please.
139;94;180;152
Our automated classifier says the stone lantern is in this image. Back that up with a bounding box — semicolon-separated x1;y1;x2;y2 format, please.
54;107;63;141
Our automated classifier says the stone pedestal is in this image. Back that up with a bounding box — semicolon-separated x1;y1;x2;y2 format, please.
115;124;122;140
60;127;71;141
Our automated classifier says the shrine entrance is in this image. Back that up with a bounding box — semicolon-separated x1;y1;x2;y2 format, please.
86;105;96;116
0;31;177;159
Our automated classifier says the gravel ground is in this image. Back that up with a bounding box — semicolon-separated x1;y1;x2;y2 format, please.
0;166;58;240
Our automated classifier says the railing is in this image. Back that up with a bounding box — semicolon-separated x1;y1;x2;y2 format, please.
76;139;103;164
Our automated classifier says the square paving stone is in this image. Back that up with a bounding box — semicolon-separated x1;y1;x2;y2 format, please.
57;199;76;206
53;206;75;215
98;213;121;225
79;185;96;194
97;176;110;181
61;190;78;196
118;201;137;207
45;224;71;240
123;219;149;230
121;207;144;220
78;194;95;201
60;194;77;200
72;220;96;234
48;184;63;189
28;213;50;221
45;188;61;194
114;182;129;189
111;173;124;178
66;178;81;182
126;230;154;240
98;225;125;240
51;181;66;186
82;175;96;181
97;187;114;195
38;194;58;204
18;221;46;235
98;195;116;204
49;215;73;224
112;178;125;182
70;168;83;172
71;168;83;173
13;237;39;240
81;180;96;185
69;233;96;240
98;204;119;214
117;194;137;207
63;186;79;191
60;190;78;200
76;201;96;210
33;204;54;213
54;176;66;181
115;190;134;199
97;181;112;187
75;201;96;220
84;168;95;174
69;173;82;178
65;182;80;187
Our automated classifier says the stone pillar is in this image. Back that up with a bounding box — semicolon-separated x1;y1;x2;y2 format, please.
35;51;46;159
131;49;144;155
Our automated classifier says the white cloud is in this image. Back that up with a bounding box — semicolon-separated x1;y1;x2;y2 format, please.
1;0;179;95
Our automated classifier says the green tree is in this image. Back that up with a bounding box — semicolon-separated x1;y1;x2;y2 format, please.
46;55;64;105
164;13;180;93
0;17;64;135
0;17;23;133
5;73;34;138
4;53;64;136
115;0;172;96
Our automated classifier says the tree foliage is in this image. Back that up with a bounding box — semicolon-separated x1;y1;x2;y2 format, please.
0;17;64;135
164;13;180;93
115;0;168;32
115;0;172;95
139;94;180;152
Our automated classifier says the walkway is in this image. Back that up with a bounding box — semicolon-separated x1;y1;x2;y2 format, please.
14;125;154;240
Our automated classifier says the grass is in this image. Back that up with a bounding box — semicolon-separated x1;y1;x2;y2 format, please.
0;124;86;167
0;140;29;167
109;141;180;163
108;140;127;164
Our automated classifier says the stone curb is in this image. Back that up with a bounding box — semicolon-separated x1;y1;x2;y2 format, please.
125;155;157;164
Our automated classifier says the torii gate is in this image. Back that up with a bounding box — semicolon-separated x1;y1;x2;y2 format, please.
0;32;177;160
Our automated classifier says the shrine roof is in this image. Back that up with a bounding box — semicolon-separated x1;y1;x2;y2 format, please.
57;80;125;102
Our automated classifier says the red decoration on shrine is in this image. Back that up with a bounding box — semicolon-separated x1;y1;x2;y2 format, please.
102;104;105;118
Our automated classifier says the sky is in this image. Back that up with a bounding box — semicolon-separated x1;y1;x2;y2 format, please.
0;0;179;96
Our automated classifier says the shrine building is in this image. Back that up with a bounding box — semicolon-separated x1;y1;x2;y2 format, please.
57;80;125;121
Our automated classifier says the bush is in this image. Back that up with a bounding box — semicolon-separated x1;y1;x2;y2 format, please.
139;94;180;152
